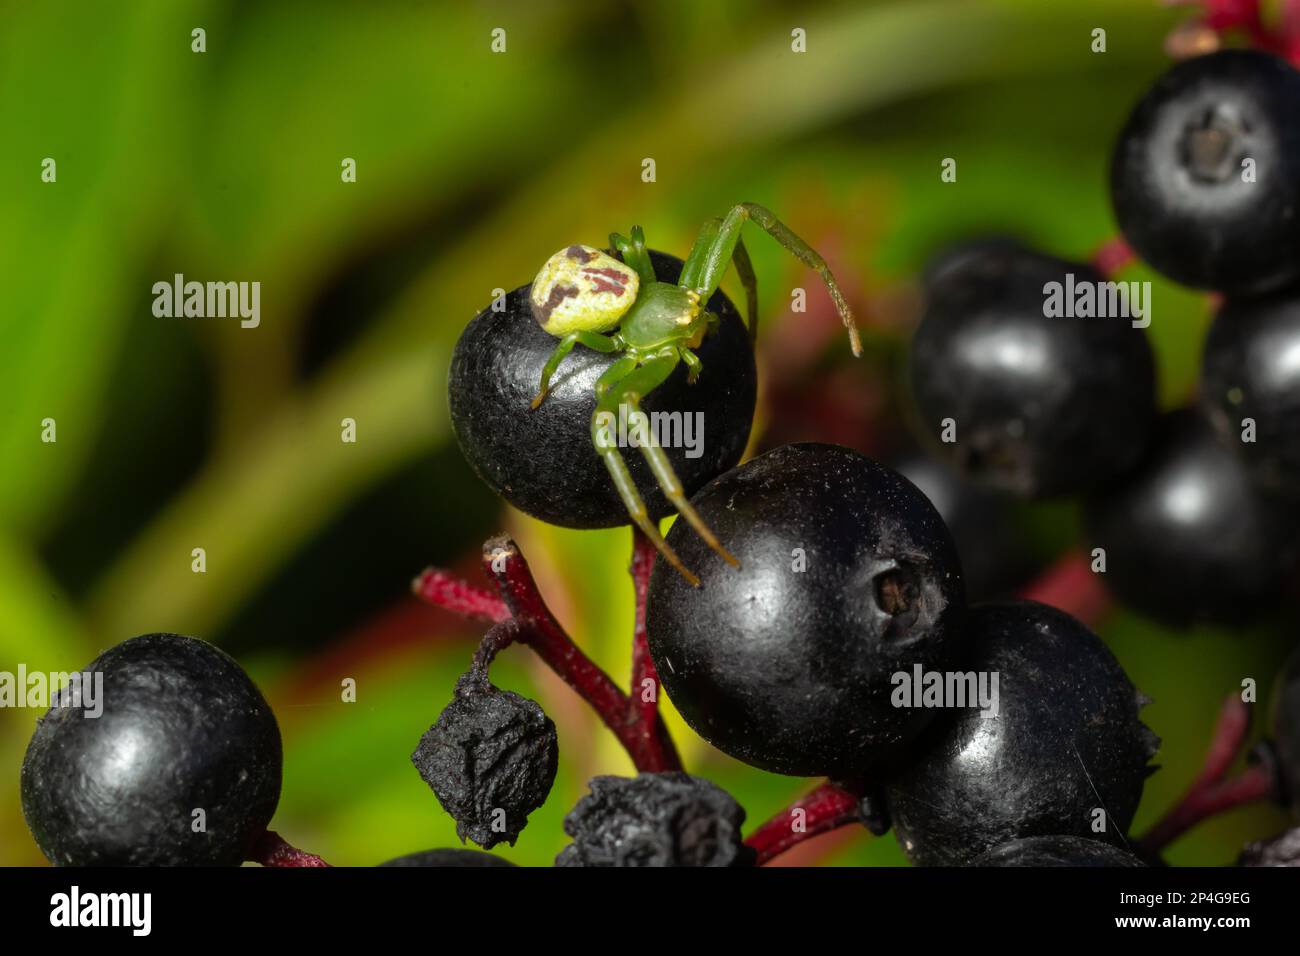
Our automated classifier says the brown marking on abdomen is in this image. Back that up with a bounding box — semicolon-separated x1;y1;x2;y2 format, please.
582;267;631;296
533;282;579;324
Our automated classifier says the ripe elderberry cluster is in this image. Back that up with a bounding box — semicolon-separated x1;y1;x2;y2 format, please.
19;34;1300;874
414;44;1300;869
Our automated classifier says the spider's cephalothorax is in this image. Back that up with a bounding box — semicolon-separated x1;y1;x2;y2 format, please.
528;203;862;585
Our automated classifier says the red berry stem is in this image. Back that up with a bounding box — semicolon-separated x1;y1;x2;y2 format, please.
411;566;511;623
744;781;862;865
466;618;527;678
629;529;665;743
476;534;682;773
1017;549;1112;628
411;533;682;770
1089;235;1135;280
1167;0;1300;62
1139;693;1279;853
250;830;331;868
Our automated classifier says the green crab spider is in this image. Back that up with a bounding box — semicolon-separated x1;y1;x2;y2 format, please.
527;202;862;586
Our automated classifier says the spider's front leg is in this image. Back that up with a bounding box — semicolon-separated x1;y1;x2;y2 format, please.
731;236;758;345
678;219;758;342
592;352;738;586
680;347;703;384
609;226;657;286
694;202;862;357
531;330;621;410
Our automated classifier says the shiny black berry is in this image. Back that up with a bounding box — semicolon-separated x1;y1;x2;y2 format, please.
970;835;1145;867
1273;645;1300;816
378;848;516;867
21;633;282;866
411;671;558;849
449;250;755;529
1111;50;1300;295
886;601;1158;867
555;773;754;867
895;453;1036;600
919;235;1026;290
908;244;1156;497
647;442;967;778
1201;292;1300;489
1084;410;1300;626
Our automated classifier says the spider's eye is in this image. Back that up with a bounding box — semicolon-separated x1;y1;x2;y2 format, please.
530;245;639;336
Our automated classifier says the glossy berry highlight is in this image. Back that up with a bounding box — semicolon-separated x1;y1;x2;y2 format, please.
1201;291;1300;489
908;243;1156;497
1110;50;1300;295
21;633;282;867
647;442;967;777
1084;410;1300;626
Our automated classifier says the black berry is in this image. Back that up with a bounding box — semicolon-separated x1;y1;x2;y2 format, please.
908;243;1156;497
1111;50;1300;295
449;250;756;529
1273;644;1300;816
647;442;967;777
1201;291;1300;489
1084;409;1300;626
970;835;1145;867
895;453;1036;600
378;848;516;867
555;773;754;867
411;672;558;849
919;235;1026;290
885;601;1158;867
21;633;282;866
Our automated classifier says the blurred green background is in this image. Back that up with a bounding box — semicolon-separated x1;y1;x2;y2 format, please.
1;0;1293;866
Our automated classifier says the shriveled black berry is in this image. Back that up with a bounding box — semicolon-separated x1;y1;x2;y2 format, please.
1111;50;1300;295
378;848;516;867
1084;410;1300;626
886;602;1158;867
1201;292;1300;489
908;244;1156;497
555;773;753;867
1273;644;1300;816
895;453;1036;600
411;673;558;849
21;633;282;866
1239;826;1300;866
970;835;1145;868
449;250;756;529
647;443;966;778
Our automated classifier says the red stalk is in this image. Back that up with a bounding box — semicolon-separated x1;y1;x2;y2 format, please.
744;782;862;866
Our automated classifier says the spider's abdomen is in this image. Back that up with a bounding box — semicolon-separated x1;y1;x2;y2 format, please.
529;244;639;336
619;282;699;349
